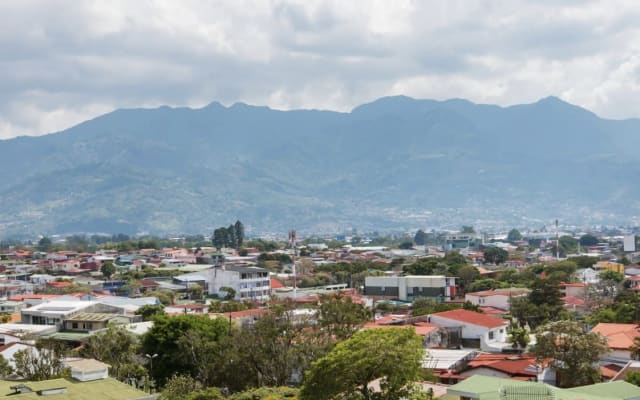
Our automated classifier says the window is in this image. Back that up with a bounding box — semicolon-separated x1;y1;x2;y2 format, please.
72;323;78;329
488;331;494;340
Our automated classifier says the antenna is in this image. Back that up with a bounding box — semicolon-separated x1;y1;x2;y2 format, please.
288;230;297;298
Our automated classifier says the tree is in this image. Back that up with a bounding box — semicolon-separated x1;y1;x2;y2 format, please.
399;241;413;250
630;336;640;360
80;324;138;380
532;320;608;388
483;247;508;265
579;234;599;247
14;340;68;381
317;292;371;341
507;229;522;242
625;371;640;386
461;226;475;234
101;262;116;279
234;220;245;248
219;286;236;301
507;322;530;350
227;224;238;249
300;328;425;400
558;235;578;256
141;314;231;385
135;304;166;321
414;230;427;246
0;355;13;379
37;236;52;252
159;374;203;399
455;265;480;291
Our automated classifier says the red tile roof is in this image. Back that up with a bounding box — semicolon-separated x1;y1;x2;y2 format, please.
591;323;640;350
431;309;508;328
466;353;541;377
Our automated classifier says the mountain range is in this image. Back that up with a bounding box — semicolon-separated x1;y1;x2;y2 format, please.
1;95;639;237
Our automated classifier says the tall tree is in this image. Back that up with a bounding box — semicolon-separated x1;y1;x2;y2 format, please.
414;230;427;246
101;262;116;279
300;328;425;400
227;224;237;249
533;320;608;388
234;220;245;248
37;236;52;252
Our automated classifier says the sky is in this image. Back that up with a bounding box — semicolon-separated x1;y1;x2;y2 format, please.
1;0;640;139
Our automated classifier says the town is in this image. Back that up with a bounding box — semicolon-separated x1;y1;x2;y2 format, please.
0;223;638;399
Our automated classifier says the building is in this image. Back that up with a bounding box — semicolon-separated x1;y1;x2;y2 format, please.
20;301;125;329
364;275;457;301
465;288;530;311
428;309;509;352
591;323;640;362
447;375;640;400
206;266;271;301
445;234;481;250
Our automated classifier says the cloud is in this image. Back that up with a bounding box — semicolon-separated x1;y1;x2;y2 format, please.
1;0;640;139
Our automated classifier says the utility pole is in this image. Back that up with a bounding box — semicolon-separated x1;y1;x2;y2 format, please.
556;218;560;260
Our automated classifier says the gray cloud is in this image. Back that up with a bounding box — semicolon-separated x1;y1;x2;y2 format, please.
1;0;640;138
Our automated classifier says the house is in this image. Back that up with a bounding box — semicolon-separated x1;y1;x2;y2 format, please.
428;309;509;352
0;342;35;368
364;275;458;301
591;323;640;362
559;282;586;298
464;288;530;311
0;301;22;314
63;313;135;332
459;353;550;382
20;301;125;329
447;375;640;400
206;266;271;301
63;358;110;382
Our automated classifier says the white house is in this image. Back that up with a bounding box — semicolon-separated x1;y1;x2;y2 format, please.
364;275;458;301
465;288;530;311
428;309;509;352
63;358;110;381
0;342;36;368
591;323;640;363
206;266;271;301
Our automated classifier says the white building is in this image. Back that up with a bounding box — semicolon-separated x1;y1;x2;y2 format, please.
364;275;457;301
465;288;530;311
428;309;509;352
64;358;110;381
206;266;271;301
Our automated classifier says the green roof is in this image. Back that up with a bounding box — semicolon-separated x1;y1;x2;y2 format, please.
447;376;640;400
0;377;149;399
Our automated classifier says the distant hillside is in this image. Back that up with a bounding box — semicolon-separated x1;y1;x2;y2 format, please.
1;96;639;236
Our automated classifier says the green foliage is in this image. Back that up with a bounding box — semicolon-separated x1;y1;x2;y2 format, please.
141;314;232;385
510;279;565;329
229;387;298;400
80;324;139;379
468;278;501;292
507;322;530;350
568;255;598;269
135;304;166;321
212;221;245;249
625;371;640;386
159;374;205;399
414;230;427;246
455;265;480;291
403;259;447;276
558;235;578;256
101;262;116;279
483;247;508;265
219;286;237;301
543;260;577;282
507;229;522;242
14;339;69;381
532;320;608;388
579;234;599;247
208;300;251;313
399;241;414;249
318;292;372;340
0;355;13;378
145;289;176;305
37;236;52;252
300;328;425;400
411;298;478;316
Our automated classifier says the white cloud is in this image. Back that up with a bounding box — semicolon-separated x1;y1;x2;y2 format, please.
1;0;640;139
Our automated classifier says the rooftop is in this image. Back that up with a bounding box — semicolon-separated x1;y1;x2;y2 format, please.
430;309;508;329
0;377;148;399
